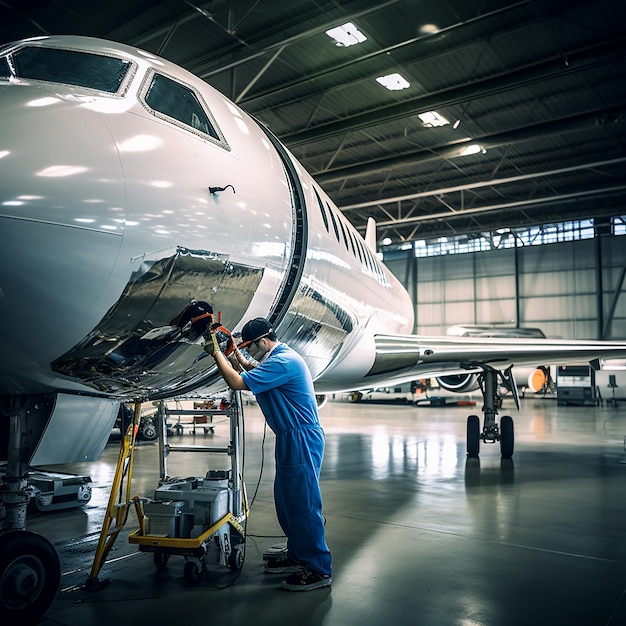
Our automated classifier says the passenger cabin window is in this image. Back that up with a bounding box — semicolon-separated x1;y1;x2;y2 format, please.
327;203;341;243
337;216;350;250
314;188;330;233
144;73;221;141
3;46;131;92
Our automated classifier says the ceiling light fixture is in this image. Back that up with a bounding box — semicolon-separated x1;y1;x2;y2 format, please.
459;144;481;156
418;111;449;127
419;24;440;35
326;22;367;47
376;73;410;91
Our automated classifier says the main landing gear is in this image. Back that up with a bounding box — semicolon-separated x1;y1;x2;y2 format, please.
465;364;519;460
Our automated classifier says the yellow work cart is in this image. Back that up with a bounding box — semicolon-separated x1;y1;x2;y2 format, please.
86;391;248;589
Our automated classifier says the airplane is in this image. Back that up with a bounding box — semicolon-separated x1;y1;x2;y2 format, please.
2;34;626;622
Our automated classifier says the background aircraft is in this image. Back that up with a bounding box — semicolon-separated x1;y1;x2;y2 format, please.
2;35;626;622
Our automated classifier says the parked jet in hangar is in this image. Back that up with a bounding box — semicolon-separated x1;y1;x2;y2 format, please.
2;34;626;621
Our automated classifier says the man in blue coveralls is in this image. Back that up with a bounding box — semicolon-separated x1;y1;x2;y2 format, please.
204;317;332;592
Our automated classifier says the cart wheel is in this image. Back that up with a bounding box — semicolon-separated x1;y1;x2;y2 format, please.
227;546;244;571
0;530;60;625
184;560;202;586
153;552;170;571
140;419;158;441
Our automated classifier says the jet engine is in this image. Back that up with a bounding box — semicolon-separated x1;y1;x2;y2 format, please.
435;373;480;393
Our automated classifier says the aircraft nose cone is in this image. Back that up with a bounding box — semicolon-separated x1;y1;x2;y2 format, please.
0;84;125;231
0;84;126;387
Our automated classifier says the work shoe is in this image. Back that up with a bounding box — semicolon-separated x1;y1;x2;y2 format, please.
264;555;304;574
281;569;332;592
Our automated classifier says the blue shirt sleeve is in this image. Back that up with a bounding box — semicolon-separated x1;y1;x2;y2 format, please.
241;344;320;433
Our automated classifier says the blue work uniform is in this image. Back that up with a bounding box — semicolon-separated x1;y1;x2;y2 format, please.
241;343;332;576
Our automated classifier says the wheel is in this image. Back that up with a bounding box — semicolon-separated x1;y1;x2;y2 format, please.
184;560;202;586
76;482;92;504
140;419;157;441
500;415;514;459
153;552;170;570
0;530;60;625
466;415;480;457
227;545;244;571
351;391;362;403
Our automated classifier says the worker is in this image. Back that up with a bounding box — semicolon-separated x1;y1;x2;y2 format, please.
204;317;332;591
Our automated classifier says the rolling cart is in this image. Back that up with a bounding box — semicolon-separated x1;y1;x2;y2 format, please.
129;390;247;584
86;391;247;589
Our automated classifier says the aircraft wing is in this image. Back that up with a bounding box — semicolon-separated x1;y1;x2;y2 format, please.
363;333;626;384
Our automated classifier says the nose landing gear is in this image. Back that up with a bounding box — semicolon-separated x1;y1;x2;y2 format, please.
0;529;60;625
465;364;518;459
0;397;62;624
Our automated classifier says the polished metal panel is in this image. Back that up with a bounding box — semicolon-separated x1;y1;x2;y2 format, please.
51;247;262;395
278;279;355;379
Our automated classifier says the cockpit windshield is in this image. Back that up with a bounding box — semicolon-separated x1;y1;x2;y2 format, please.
0;46;131;93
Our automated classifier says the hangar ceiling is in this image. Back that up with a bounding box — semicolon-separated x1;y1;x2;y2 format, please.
1;0;625;245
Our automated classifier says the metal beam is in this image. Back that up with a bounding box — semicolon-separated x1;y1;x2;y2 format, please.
372;185;626;229
281;38;626;147
339;156;626;211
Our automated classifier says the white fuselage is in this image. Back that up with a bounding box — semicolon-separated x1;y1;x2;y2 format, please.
0;35;413;399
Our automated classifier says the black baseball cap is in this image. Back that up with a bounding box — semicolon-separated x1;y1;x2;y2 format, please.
238;318;273;349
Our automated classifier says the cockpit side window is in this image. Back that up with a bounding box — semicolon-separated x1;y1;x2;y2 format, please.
0;55;11;78
142;72;226;146
4;46;131;93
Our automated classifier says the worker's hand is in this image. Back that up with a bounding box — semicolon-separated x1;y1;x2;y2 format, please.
204;323;234;357
203;331;221;357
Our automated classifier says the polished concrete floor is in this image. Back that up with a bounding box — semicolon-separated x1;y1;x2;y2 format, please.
28;393;626;626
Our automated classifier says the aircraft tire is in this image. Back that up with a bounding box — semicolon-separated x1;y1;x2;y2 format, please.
0;530;60;625
466;415;480;457
500;415;514;459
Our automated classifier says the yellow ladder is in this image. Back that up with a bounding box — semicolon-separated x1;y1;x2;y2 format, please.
84;402;141;590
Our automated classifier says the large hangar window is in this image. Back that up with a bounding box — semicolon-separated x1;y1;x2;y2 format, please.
403;218;597;258
1;46;131;92
143;72;225;145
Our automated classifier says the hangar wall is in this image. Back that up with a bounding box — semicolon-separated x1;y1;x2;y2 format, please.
383;235;626;340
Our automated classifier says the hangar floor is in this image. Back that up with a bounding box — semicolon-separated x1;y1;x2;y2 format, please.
29;394;626;626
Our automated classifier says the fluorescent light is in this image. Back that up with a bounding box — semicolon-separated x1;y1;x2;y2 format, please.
326;22;367;47
419;24;441;35
460;144;481;156
376;73;410;91
418;111;449;127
